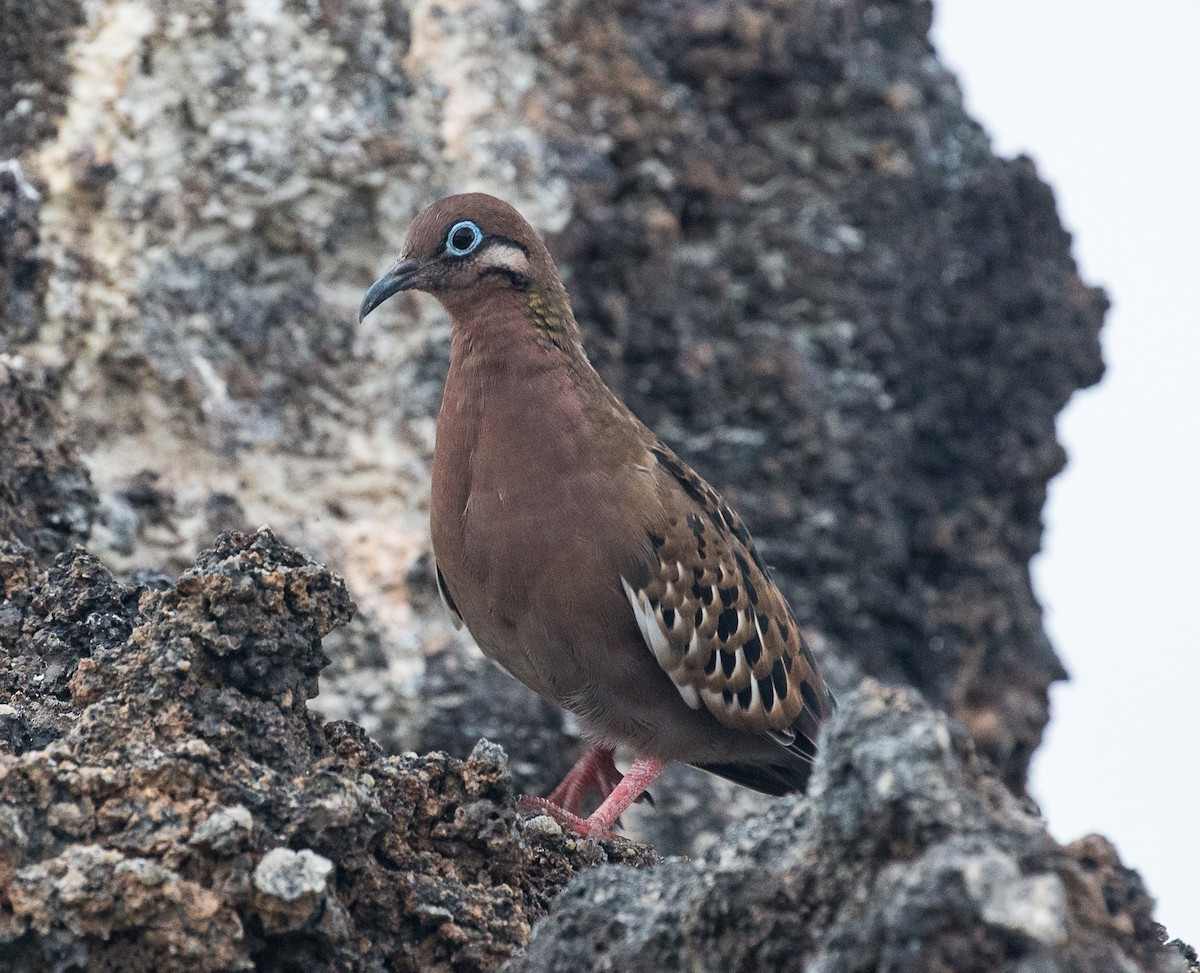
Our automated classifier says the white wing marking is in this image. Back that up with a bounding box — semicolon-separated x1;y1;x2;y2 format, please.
621;576;701;710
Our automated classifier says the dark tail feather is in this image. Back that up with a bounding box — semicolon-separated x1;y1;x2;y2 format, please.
691;758;813;797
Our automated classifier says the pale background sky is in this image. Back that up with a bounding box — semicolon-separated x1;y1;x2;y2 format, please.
933;0;1199;945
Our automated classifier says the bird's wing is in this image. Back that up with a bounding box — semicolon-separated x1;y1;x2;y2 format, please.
435;562;464;630
621;444;835;760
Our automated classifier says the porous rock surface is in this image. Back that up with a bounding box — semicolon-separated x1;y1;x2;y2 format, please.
0;529;657;972
0;357;95;562
508;686;1185;973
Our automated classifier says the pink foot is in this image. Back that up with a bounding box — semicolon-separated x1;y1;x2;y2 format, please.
517;795;619;840
519;757;668;840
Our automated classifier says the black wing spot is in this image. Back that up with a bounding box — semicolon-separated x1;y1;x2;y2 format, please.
693;566;705;580
722;689;734;706
771;658;789;699
758;674;775;711
743;633;763;667
717;607;739;641
744;577;759;606
649;531;666;550
719;586;738;608
737;685;753;709
661;607;676;629
704;650;718;675
720;649;738;677
757;613;772;638
701;587;715;606
693;608;703;629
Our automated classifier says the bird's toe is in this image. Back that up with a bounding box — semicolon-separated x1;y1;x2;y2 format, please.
518;795;621;840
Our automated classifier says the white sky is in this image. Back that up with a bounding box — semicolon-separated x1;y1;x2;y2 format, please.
933;0;1200;945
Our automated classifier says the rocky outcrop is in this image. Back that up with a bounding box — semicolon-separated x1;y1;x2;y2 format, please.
509;685;1184;973
0;525;1183;972
0;358;95;561
0;530;656;972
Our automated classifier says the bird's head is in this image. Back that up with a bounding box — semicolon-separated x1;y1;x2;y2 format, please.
358;193;561;324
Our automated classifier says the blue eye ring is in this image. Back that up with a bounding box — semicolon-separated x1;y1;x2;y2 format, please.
445;220;483;257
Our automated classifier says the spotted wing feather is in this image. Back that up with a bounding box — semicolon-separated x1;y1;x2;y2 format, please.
622;444;835;760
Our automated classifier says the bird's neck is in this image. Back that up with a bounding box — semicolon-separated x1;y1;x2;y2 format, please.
436;283;636;486
445;280;594;387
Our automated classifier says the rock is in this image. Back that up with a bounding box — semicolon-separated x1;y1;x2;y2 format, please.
0;531;659;972
252;848;333;903
0;160;43;347
0;358;96;562
507;684;1182;973
7;845;247;973
0;0;85;157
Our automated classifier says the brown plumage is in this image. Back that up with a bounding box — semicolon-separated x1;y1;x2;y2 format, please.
359;193;835;837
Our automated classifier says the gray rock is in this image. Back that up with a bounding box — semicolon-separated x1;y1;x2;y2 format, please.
507;685;1180;973
253;848;334;901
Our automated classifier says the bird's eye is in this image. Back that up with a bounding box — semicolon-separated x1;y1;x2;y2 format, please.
445;220;483;256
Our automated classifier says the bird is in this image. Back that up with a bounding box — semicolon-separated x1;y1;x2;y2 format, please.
359;193;836;839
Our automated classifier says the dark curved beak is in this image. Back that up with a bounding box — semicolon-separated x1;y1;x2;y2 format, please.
358;258;422;322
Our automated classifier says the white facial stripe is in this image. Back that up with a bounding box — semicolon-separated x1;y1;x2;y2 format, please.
482;242;531;276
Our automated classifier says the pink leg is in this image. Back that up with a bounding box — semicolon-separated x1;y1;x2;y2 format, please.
520;757;668;840
545;743;623;816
